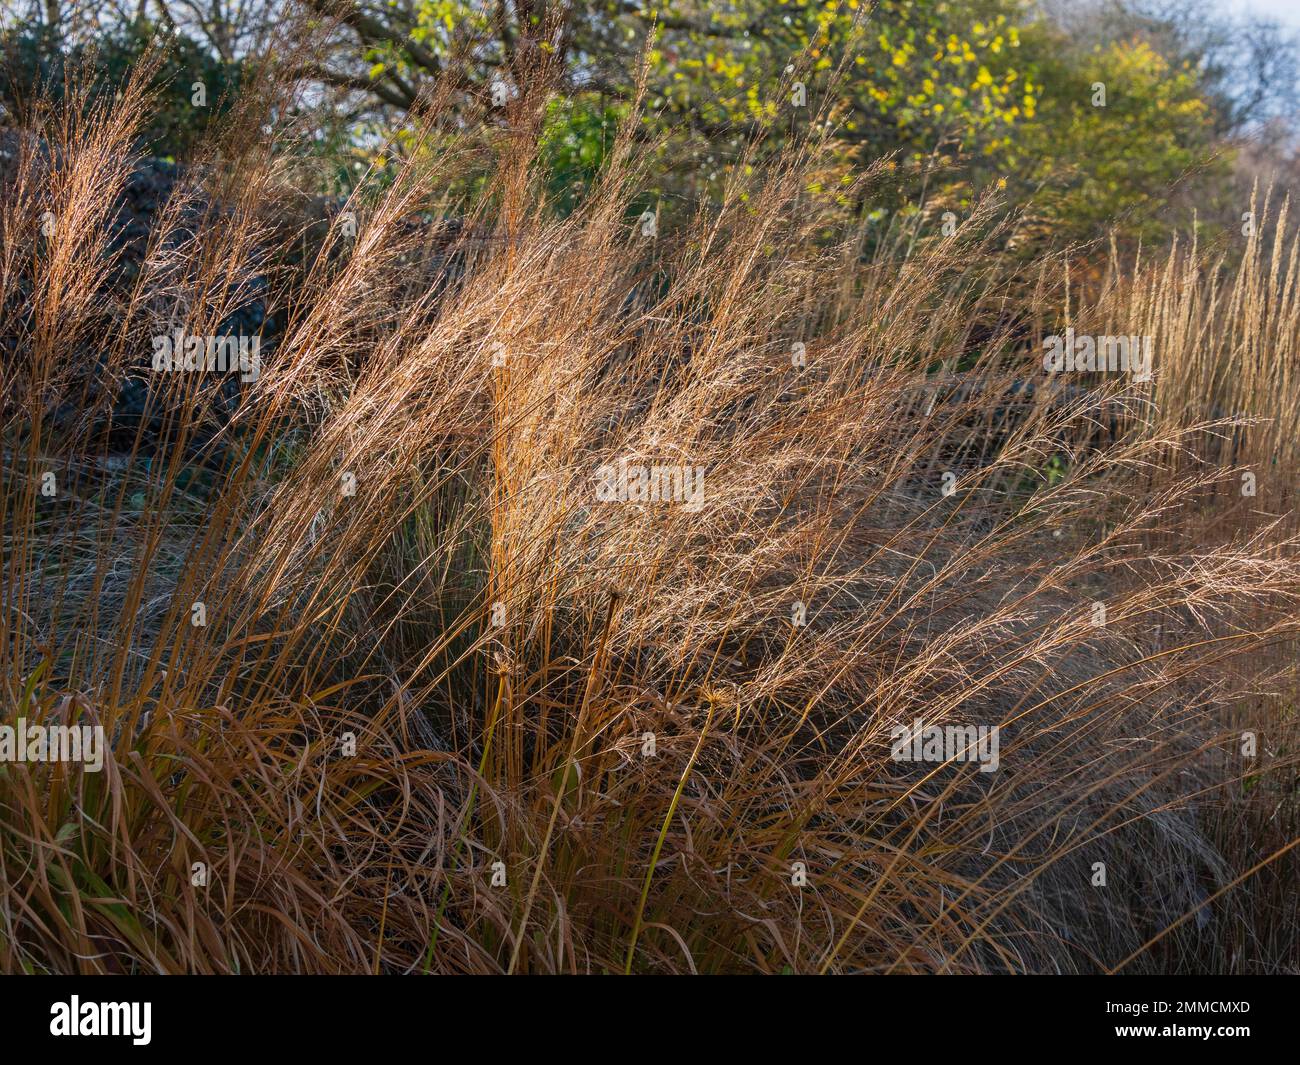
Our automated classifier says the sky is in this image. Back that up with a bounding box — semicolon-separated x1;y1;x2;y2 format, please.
1229;0;1300;30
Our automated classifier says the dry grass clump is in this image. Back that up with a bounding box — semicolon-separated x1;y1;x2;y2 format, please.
1;52;1298;974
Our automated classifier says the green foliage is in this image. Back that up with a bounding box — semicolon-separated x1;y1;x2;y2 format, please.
1011;36;1228;246
538;97;623;216
622;0;1228;247
638;2;1036;178
0;23;242;159
308;0;1240;250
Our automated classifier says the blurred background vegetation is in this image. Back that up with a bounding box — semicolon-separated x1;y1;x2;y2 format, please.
2;0;1297;253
